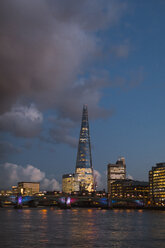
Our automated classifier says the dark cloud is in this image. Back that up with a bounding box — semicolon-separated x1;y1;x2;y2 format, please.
0;0;126;119
48;118;77;147
55;73;114;121
0;0;129;147
46;0;127;31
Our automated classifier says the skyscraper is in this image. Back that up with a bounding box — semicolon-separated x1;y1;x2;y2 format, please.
75;105;94;192
62;105;94;193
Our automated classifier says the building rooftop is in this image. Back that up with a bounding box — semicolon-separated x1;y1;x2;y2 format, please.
18;182;40;184
156;162;165;167
111;179;148;187
107;163;125;167
62;174;74;178
108;157;126;167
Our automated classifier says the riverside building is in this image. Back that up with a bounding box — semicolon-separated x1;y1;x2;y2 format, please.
107;157;126;196
62;174;79;194
149;162;165;205
62;105;94;193
111;179;149;202
18;182;40;195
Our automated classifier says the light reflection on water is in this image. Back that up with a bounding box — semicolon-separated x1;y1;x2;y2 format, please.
0;208;165;248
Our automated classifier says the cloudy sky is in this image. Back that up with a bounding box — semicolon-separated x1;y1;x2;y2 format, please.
0;0;165;190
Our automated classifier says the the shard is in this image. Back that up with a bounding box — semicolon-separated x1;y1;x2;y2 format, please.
75;105;94;192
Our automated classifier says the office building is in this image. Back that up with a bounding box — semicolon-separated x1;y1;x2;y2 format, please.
75;105;94;192
18;182;40;195
149;162;165;205
107;157;126;195
62;174;79;194
111;179;149;201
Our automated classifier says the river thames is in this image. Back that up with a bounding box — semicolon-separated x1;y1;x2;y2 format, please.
0;208;165;248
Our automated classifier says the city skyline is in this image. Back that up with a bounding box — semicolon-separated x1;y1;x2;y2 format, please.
0;0;165;190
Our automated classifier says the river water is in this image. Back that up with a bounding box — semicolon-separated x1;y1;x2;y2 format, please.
0;207;165;248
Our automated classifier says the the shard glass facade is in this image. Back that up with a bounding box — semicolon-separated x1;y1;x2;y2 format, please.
76;105;92;169
75;105;94;192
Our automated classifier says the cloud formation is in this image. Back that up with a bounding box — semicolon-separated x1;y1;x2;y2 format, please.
0;162;60;191
0;104;43;137
0;0;126;120
48;118;78;147
94;169;102;189
127;174;133;180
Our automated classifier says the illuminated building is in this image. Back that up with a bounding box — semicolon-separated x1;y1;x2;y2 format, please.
62;105;94;193
12;186;18;194
0;190;13;196
149;162;165;205
62;174;79;194
18;182;40;195
111;179;149;201
107;157;126;196
75;105;94;192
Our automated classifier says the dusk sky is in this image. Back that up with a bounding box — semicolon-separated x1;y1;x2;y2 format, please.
0;0;165;190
